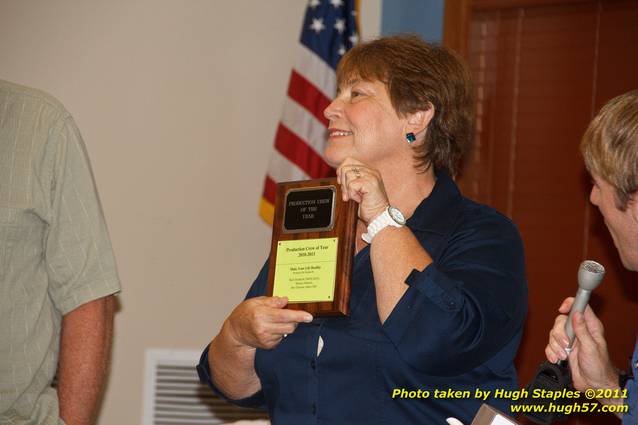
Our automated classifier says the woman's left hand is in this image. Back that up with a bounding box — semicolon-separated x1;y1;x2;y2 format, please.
336;157;389;224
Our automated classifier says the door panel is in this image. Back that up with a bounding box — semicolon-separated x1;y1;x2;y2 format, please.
461;2;638;423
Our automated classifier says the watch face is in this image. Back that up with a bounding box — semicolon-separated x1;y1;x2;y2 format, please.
388;206;406;225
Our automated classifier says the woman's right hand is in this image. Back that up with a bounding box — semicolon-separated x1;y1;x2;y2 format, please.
225;296;313;350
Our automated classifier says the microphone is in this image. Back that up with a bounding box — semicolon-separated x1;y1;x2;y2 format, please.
522;260;605;425
564;260;605;353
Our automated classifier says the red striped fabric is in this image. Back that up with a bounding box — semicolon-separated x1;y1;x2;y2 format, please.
263;176;277;206
259;1;358;225
287;71;331;127
258;59;336;225
274;124;334;179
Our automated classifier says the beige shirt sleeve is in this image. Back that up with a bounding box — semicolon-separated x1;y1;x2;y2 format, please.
45;116;121;315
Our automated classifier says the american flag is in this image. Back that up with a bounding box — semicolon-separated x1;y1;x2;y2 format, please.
259;0;359;224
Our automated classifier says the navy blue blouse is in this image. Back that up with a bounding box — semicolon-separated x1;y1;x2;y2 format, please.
198;172;528;425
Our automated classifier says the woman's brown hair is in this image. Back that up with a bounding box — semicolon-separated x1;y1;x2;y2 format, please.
336;34;474;177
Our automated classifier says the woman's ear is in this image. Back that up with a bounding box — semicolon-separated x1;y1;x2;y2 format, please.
406;103;435;135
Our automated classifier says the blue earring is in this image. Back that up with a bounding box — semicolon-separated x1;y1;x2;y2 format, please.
406;132;416;143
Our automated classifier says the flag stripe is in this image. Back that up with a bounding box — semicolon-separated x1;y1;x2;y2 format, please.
265;148;309;183
288;70;331;127
293;45;337;99
280;97;328;159
274;124;334;179
262;176;277;205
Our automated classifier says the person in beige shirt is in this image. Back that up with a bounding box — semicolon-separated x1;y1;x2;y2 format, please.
0;79;121;425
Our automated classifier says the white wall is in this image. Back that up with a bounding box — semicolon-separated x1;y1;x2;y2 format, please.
0;1;379;423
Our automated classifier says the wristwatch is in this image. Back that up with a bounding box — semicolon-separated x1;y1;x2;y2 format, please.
362;205;406;243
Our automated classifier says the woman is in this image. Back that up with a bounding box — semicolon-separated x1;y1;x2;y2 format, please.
198;35;527;425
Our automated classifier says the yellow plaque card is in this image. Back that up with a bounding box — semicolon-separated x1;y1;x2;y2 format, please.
267;178;357;316
273;237;338;303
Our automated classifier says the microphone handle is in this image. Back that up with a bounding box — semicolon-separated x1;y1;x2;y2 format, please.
565;287;591;348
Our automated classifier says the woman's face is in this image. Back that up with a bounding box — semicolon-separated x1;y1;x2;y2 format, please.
323;77;407;168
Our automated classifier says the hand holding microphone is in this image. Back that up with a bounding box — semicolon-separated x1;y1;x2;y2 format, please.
525;261;606;424
545;261;604;362
544;260;618;393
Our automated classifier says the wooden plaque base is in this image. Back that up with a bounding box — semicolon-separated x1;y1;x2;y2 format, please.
266;178;357;316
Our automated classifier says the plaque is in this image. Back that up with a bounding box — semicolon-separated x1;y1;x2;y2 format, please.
470;404;520;425
266;178;357;316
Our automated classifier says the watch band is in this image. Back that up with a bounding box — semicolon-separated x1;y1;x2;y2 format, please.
362;206;405;243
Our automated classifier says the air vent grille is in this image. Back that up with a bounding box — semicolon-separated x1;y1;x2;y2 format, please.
142;349;269;425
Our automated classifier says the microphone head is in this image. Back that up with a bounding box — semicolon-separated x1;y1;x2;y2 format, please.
578;260;605;291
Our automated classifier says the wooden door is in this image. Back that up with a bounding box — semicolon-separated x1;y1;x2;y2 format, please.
446;1;638;423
